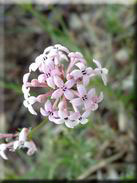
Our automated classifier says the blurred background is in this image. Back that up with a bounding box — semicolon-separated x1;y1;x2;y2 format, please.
0;3;135;180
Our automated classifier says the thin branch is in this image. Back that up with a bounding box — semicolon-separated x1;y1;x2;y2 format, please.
78;151;126;180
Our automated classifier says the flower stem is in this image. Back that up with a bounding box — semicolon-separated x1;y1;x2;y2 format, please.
0;134;17;139
28;118;48;139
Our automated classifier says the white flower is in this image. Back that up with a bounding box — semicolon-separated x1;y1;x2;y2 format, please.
23;96;37;115
23;141;37;156
70;62;94;85
51;76;75;100
0;144;8;160
13;128;29;150
93;59;108;85
71;85;103;111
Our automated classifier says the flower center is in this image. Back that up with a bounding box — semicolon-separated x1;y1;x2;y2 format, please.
43;56;47;60
62;86;67;92
81;70;87;75
49;111;54;115
79;117;82;121
64;117;68;120
82;95;88;101
46;73;51;78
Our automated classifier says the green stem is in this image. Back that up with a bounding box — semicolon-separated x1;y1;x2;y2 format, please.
28;118;48;139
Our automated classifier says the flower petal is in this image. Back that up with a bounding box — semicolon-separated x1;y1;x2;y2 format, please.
47;77;55;89
93;59;102;68
54;57;60;65
87;88;96;99
58;101;64;110
24;141;37;156
19;128;29;142
28;105;37;115
46;59;54;70
69;112;80;120
55;44;69;53
64;90;74;100
35;54;45;64
44;100;52;111
83;75;90;86
82;111;91;118
28;96;37;105
70;70;82;80
40;107;48;116
102;68;108;75
94;68;101;75
43;46;54;54
101;72;107;86
13;140;21;150
65;120;79;128
98;92;104;103
23;100;29;108
38;74;46;83
51;89;63;99
80;118;88;125
86;67;93;75
29;63;38;72
58;110;68;119
70;98;82;106
51;118;64;124
84;100;92;110
90;102;98;111
76;62;85;70
0;144;8;160
65;79;75;89
77;85;87;97
54;76;64;87
0;150;8;160
23;73;30;84
22;85;30;99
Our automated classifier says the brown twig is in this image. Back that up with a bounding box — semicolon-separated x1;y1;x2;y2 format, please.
77;151;126;180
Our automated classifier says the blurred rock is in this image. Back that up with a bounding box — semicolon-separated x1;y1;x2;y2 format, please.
115;49;129;63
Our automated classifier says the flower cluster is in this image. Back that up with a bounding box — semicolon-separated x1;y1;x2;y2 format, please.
0;128;37;160
22;44;108;128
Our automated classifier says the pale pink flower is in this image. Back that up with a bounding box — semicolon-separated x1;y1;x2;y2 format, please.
47;49;63;65
44;44;69;66
58;110;79;128
29;54;46;72
54;44;69;54
13;128;29;150
54;101;79;128
70;62;94;85
71;85;103;111
13;128;37;156
43;46;54;54
68;52;85;63
23;73;30;84
66;52;86;74
44;44;69;55
38;61;61;89
23;141;37;156
40;100;59;123
22;73;31;98
22;85;30;99
22;45;107;128
23;96;37;115
0;144;8;160
74;111;90;125
51;76;75;100
0;128;37;160
93;59;108;85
